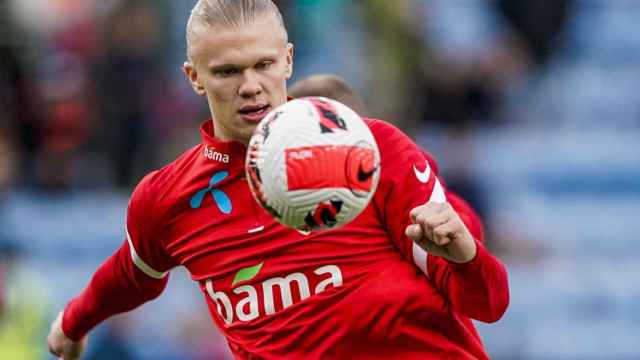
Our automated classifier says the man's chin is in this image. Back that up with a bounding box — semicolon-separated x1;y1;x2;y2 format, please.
237;123;258;145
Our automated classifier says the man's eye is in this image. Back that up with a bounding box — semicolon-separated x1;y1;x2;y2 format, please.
256;62;272;70
216;68;239;77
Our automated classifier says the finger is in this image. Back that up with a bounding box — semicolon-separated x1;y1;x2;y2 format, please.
432;221;458;246
416;238;448;258
416;211;451;238
48;337;62;357
409;205;426;223
413;214;435;243
49;347;60;357
410;202;449;223
63;344;83;360
409;203;435;223
62;349;77;360
413;212;450;245
405;223;423;241
51;311;63;331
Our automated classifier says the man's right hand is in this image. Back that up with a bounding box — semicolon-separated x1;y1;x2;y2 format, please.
47;311;87;360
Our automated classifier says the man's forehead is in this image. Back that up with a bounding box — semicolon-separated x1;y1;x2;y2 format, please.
188;19;287;64
188;14;286;49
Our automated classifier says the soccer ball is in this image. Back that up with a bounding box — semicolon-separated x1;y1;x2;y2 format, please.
245;97;381;231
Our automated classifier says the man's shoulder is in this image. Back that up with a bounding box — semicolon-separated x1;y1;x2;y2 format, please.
133;144;203;200
127;144;204;241
362;117;440;175
362;118;408;141
363;118;414;151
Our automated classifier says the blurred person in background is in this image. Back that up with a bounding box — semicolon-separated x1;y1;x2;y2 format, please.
362;0;573;129
280;0;368;94
4;0;193;192
47;1;508;359
32;51;96;191
0;128;18;195
494;0;574;67
4;0;104;191
287;74;367;116
0;129;16;319
93;0;166;188
0;125;50;357
0;3;42;187
360;0;503;250
362;0;573;254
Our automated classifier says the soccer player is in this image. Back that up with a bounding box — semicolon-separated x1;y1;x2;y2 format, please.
47;1;509;359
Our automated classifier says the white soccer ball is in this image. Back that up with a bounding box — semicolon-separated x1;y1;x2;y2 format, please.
246;97;381;231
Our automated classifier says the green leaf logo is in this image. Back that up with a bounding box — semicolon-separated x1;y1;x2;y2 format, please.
232;262;264;286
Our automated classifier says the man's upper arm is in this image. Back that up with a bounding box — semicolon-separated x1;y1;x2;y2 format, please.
369;120;509;322
126;171;176;278
369;120;446;276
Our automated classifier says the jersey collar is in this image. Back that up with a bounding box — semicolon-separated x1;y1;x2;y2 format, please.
199;119;247;157
199;98;294;156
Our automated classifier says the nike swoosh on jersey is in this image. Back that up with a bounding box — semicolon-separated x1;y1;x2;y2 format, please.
413;163;431;183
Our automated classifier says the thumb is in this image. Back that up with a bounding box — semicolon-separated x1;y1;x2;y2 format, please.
405;223;423;241
61;336;86;360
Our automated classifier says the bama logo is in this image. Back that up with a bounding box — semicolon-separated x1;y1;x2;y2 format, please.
205;263;343;324
190;171;232;214
203;145;230;163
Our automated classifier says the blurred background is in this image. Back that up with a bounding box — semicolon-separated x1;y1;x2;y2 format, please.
1;0;639;359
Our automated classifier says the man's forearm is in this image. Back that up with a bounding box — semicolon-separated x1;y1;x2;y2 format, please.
439;242;509;323
62;242;169;341
426;240;509;323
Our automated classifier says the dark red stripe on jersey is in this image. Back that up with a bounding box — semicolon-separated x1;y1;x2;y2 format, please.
307;97;347;133
305;200;343;229
286;145;375;192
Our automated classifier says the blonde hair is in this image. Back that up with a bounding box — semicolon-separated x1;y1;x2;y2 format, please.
186;0;287;58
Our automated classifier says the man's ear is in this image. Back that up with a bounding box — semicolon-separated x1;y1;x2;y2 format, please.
182;62;206;96
285;43;294;80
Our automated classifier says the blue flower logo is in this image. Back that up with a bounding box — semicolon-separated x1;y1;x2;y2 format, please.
190;171;232;214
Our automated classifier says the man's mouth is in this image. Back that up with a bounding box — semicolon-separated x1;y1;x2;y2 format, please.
238;104;270;122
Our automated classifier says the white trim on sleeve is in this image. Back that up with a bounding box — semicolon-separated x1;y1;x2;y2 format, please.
428;177;446;204
126;227;168;279
411;177;447;276
412;242;428;275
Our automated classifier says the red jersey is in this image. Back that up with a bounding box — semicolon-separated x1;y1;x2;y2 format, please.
63;119;508;359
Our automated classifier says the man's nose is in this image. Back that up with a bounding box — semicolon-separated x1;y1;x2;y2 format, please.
239;71;262;98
